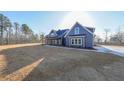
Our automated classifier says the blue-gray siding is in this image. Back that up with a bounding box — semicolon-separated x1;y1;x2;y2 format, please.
65;23;93;48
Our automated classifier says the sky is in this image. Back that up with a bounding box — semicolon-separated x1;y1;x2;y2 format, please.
1;11;124;39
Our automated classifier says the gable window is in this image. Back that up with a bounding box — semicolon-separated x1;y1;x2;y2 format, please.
51;33;54;36
74;27;79;34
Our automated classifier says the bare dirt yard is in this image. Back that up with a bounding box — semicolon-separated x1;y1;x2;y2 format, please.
0;43;124;81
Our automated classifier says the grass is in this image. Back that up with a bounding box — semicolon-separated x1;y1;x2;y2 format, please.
0;43;124;81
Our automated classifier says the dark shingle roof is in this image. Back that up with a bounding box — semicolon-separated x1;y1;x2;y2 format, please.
56;29;69;37
46;29;69;38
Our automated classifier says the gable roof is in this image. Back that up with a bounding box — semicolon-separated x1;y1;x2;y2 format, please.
85;26;95;33
46;29;69;38
64;22;95;37
56;29;69;37
49;30;58;36
46;22;95;38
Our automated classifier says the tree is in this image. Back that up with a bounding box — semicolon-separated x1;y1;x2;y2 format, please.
94;35;102;44
40;32;45;44
21;24;30;42
14;22;20;43
0;14;5;44
110;32;124;45
0;13;38;45
21;24;30;35
28;29;34;42
110;25;124;45
0;14;12;44
116;26;124;44
104;28;110;44
5;17;12;44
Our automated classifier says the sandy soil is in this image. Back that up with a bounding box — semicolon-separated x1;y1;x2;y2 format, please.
0;43;124;81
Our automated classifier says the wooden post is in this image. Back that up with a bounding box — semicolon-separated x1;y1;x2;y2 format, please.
61;38;62;46
69;37;70;47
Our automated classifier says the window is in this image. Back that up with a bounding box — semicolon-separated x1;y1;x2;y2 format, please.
71;39;74;44
51;33;55;36
74;27;79;34
71;38;82;45
75;39;77;44
78;39;81;44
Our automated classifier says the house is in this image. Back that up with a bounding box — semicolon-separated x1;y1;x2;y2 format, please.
45;22;95;48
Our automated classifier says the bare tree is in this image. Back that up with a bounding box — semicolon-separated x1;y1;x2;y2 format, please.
110;25;124;45
14;22;20;43
94;35;102;44
40;32;45;44
5;17;12;44
0;14;12;44
104;28;110;44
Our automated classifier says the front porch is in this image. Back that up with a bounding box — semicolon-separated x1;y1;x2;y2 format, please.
45;37;62;46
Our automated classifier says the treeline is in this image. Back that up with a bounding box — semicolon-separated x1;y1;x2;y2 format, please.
0;13;42;45
94;25;124;45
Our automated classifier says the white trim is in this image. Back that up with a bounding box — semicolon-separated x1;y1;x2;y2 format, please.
82;26;93;34
64;22;77;37
69;36;85;38
77;22;93;35
71;38;82;45
58;29;69;37
69;36;85;47
71;38;74;45
70;37;84;46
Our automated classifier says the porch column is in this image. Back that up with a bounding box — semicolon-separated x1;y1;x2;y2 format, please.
52;39;53;45
50;39;52;45
45;38;47;44
53;39;55;45
69;37;70;47
61;38;62;45
58;39;61;45
58;39;60;45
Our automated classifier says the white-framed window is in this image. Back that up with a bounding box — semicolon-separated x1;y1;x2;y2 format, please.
74;27;79;34
75;39;77;44
71;38;82;45
78;39;81;44
71;39;74;45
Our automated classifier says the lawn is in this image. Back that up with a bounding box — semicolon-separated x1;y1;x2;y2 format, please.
0;43;124;81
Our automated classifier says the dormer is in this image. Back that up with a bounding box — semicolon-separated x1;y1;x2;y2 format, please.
49;30;57;37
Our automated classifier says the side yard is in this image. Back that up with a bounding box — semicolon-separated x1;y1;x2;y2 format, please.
0;43;124;80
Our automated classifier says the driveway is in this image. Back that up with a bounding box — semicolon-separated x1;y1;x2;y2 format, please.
95;45;124;57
